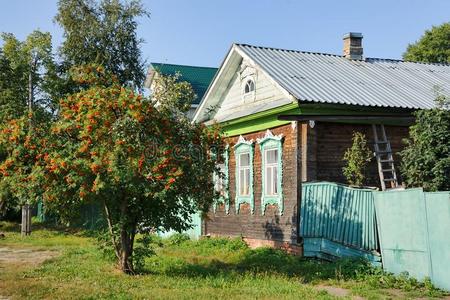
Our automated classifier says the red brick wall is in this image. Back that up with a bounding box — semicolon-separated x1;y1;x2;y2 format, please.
205;123;299;245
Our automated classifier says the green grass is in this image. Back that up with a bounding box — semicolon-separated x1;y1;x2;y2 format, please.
0;222;448;300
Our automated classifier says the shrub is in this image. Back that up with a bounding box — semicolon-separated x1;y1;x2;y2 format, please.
342;132;373;186
400;95;450;191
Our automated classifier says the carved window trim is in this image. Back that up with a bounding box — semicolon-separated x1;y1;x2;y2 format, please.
257;130;284;215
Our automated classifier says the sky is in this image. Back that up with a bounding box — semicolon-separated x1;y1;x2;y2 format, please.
0;0;449;68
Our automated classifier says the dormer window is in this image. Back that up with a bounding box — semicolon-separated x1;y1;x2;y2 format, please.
244;79;255;94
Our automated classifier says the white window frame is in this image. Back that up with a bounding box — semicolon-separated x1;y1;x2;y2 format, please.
264;148;279;196
242;77;256;102
238;152;251;196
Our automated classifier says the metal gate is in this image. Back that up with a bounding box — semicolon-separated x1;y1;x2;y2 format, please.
373;189;450;291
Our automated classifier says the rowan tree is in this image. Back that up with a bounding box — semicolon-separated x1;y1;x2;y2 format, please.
0;115;50;218
38;65;223;273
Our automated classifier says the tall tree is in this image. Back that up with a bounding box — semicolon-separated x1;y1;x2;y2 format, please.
403;22;450;64
0;31;60;120
55;0;149;89
35;65;222;273
0;31;58;221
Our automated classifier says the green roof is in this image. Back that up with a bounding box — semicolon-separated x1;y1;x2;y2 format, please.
150;63;217;105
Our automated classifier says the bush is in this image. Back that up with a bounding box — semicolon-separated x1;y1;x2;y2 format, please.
342;132;373;186
400;95;450;191
166;233;191;246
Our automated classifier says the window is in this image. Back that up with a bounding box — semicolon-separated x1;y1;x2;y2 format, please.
264;149;279;196
214;163;226;196
234;136;254;214
213;148;229;214
244;79;255;94
238;152;251;196
257;130;283;215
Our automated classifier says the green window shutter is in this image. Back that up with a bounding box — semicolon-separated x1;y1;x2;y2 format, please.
213;145;230;214
258;130;284;215
234;136;255;214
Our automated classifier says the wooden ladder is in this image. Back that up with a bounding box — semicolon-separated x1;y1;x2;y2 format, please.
372;124;398;191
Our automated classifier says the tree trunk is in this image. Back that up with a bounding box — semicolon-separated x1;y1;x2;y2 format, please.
119;228;134;274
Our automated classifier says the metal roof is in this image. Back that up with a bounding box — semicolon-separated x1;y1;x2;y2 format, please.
149;63;217;105
237;44;450;109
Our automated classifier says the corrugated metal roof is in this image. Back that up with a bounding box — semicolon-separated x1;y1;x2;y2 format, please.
237;44;450;109
150;63;217;104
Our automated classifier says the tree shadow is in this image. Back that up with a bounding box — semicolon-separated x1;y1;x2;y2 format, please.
145;245;370;283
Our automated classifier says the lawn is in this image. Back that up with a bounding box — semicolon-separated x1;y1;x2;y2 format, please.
0;222;447;300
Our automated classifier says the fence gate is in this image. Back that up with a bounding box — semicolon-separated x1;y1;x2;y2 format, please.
373;189;450;291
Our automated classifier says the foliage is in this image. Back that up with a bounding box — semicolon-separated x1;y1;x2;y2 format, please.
0;31;60;119
36;65;223;273
165;233;191;246
55;0;149;89
400;95;450;191
342;132;373;186
1;226;446;299
0;115;50;215
403;22;450;64
151;73;196;113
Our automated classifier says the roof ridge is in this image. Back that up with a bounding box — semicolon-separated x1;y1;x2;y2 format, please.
366;57;450;67
237;43;450;67
150;62;218;69
236;43;342;58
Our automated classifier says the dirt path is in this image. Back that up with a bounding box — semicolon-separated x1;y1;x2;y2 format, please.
0;246;59;300
0;247;59;266
315;285;366;299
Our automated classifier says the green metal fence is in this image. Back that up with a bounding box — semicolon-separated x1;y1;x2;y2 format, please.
157;211;202;240
37;200;202;239
300;182;380;263
374;189;450;291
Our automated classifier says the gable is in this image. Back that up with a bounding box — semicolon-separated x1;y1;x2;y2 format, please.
193;45;295;123
213;60;292;123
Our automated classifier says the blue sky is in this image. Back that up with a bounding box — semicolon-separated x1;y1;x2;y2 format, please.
1;0;449;68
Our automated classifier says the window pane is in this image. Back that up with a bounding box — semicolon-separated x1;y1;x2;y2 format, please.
240;153;250;167
244;168;250;195
266;167;272;195
273;166;278;194
266;149;278;164
239;169;245;195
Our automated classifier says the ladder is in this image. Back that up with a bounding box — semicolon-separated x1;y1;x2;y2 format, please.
372;124;398;191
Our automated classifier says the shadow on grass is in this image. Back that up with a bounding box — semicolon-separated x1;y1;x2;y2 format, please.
147;245;370;283
0;221;89;236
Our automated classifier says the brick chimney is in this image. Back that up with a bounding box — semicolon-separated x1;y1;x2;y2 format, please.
343;32;363;60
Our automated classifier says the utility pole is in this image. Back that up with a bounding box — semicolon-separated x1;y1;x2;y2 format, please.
21;52;36;237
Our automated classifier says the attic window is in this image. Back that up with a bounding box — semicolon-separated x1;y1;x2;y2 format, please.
244;79;255;95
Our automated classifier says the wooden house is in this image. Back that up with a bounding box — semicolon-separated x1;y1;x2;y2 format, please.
193;33;450;253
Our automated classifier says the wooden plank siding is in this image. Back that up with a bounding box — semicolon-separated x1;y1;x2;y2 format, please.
214;63;289;121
